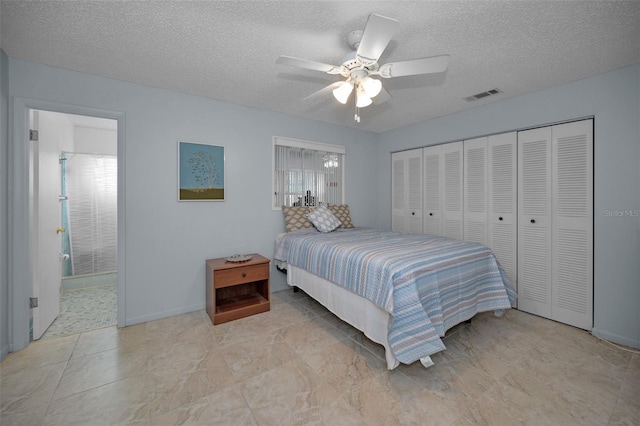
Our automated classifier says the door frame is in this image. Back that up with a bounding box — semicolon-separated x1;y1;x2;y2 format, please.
9;97;126;352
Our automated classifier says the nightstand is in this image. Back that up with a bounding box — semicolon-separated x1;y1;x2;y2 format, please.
205;254;270;325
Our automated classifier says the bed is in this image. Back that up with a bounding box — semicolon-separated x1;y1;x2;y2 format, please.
275;205;516;370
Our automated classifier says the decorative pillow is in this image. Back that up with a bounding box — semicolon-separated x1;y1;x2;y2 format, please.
328;204;354;228
307;204;341;233
281;206;313;232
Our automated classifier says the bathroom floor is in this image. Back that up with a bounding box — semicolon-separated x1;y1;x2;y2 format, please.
41;285;117;340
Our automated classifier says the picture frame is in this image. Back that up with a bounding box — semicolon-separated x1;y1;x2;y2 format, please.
178;141;225;201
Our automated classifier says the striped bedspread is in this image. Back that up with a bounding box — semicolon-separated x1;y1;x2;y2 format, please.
275;228;516;364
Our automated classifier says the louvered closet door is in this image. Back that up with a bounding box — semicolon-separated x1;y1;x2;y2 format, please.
406;151;423;234
391;153;406;232
464;137;488;245
551;120;593;329
423;145;442;235
518;127;552;318
442;142;464;239
391;149;423;233
488;132;517;287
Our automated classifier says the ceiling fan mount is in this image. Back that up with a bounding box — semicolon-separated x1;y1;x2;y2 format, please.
276;13;450;122
346;29;364;50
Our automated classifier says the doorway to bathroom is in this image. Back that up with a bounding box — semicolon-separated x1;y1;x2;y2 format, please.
30;109;118;340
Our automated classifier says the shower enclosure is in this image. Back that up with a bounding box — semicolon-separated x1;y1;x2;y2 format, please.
61;152;118;288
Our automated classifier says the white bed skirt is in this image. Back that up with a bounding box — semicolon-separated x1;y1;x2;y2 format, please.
287;265;434;370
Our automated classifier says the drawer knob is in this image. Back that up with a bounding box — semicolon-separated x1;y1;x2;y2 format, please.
241;272;247;278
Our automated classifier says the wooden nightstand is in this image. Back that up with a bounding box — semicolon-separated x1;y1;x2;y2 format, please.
205;254;270;325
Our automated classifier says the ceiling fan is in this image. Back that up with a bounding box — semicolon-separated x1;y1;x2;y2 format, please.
276;13;450;122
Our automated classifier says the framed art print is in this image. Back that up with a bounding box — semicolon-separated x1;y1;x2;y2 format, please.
178;141;225;201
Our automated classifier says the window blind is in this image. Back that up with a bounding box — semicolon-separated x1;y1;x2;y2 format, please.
273;138;344;209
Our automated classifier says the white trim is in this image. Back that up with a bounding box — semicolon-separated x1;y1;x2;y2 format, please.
591;328;640;350
124;302;204;326
9;97;126;353
272;136;346;154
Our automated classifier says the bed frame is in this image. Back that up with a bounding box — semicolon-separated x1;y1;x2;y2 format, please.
286;265;435;370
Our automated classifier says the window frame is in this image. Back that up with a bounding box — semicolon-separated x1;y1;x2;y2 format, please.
272;136;346;210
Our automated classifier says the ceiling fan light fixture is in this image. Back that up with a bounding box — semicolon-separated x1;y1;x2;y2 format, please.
277;14;451;123
333;81;353;104
361;76;382;98
356;90;372;108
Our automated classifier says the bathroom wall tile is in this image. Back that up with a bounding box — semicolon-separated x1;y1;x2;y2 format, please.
61;276;85;291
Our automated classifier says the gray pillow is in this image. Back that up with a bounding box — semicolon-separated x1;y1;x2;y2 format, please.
307;204;341;233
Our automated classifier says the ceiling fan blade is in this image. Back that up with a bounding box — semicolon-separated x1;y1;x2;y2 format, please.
377;55;450;78
304;82;343;101
372;86;392;105
276;56;342;74
356;14;399;66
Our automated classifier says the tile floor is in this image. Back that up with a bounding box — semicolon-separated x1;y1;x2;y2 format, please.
1;289;638;425
41;285;117;340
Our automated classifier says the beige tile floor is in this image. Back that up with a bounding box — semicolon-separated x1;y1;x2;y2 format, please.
1;289;639;425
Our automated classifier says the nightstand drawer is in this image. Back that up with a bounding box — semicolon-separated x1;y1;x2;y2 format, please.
214;263;269;289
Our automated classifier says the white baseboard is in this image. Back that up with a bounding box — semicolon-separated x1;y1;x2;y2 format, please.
591;327;640;350
0;344;9;362
124;302;205;326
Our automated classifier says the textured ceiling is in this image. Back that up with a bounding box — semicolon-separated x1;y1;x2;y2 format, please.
1;1;639;133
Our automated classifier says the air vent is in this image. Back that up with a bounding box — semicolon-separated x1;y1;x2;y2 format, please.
464;88;502;102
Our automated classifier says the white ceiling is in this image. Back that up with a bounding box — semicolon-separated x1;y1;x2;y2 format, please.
2;1;639;133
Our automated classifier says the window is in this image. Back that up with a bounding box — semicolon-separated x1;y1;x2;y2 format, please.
273;137;345;209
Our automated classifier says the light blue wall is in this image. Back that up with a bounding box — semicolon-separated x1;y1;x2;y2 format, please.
6;57;380;336
377;64;640;349
3;53;637;358
1;50;9;360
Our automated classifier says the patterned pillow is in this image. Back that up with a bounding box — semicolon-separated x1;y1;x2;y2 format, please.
281;206;313;232
328;204;354;228
307;204;342;233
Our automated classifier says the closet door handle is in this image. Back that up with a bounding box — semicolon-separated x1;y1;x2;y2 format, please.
530;219;536;224
498;217;503;221
429;213;433;216
411;212;415;216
